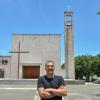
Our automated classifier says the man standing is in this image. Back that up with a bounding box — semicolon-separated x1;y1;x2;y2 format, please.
37;60;67;100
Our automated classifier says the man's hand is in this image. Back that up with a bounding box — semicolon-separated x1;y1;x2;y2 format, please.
38;87;56;99
45;85;67;96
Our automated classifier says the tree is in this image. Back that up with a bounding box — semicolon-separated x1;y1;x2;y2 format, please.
75;56;84;80
61;63;65;70
91;55;100;77
61;54;100;81
75;55;94;81
96;54;100;58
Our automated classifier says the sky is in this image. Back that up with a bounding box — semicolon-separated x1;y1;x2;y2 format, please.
0;0;100;63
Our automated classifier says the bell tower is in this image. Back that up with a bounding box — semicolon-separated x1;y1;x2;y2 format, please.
64;11;75;79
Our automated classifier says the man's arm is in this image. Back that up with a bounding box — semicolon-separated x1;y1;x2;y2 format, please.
45;85;67;96
38;87;56;99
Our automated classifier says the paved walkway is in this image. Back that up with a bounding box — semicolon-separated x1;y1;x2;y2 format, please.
0;83;100;100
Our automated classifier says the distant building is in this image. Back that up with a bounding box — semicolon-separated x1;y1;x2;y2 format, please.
0;56;11;78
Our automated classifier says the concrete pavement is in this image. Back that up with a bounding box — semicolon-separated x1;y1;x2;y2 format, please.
0;83;100;100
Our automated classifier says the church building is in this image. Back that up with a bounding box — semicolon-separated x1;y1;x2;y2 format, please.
10;34;62;79
0;11;75;79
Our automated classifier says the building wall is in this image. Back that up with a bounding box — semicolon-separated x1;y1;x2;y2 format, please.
0;56;11;78
11;34;63;79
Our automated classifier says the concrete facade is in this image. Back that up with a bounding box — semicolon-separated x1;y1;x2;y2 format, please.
11;34;62;79
0;56;11;78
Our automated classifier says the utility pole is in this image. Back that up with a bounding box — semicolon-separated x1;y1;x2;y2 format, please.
9;42;29;79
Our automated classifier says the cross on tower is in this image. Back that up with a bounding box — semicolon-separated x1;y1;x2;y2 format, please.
9;42;29;79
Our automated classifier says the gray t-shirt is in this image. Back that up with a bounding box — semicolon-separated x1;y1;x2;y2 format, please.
37;75;65;100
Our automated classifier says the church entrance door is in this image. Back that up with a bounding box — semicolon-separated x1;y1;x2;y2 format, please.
23;66;40;79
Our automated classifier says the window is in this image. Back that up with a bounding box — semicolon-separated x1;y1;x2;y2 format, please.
2;60;8;65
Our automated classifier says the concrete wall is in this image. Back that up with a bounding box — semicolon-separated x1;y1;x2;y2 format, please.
11;34;63;79
0;56;11;78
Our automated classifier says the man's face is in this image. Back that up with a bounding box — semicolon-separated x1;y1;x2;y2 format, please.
45;62;54;75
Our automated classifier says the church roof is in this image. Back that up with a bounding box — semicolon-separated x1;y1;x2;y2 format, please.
13;33;61;35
